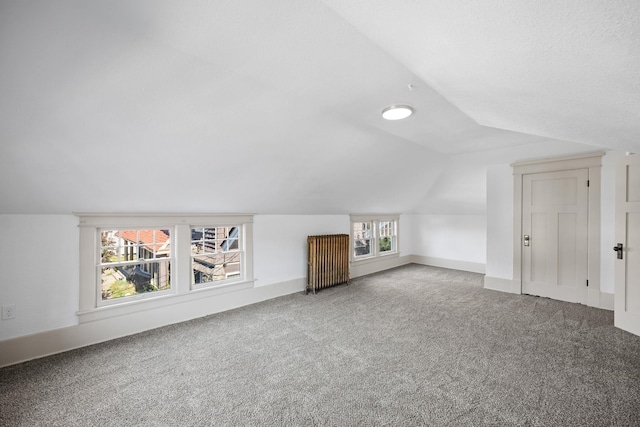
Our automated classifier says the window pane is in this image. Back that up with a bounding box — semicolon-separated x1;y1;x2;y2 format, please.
191;226;240;255
139;246;156;259
353;222;372;239
354;239;371;257
379;221;392;237
379;236;394;252
353;222;372;257
192;253;242;285
99;228;172;301
378;221;396;253
101;229;171;263
101;260;171;300
100;231;120;262
222;238;239;252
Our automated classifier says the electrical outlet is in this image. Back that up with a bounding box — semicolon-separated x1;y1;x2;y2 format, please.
2;305;16;320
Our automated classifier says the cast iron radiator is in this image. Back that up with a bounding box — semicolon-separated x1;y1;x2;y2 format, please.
306;234;350;294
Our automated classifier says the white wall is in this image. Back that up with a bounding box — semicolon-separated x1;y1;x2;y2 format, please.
411;214;486;272
253;215;349;286
254;214;416;284
0;215;79;340
485;165;514;279
399;214;414;255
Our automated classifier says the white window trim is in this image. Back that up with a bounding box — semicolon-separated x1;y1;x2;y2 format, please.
76;213;254;323
350;214;400;265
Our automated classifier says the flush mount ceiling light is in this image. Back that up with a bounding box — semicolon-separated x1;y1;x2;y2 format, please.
381;104;414;120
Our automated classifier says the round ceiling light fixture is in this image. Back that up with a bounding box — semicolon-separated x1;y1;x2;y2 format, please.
381;104;414;120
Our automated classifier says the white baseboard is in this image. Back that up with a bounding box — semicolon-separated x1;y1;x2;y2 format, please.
600;292;614;311
0;278;305;368
483;276;521;294
411;255;486;274
483;276;616;312
350;254;412;278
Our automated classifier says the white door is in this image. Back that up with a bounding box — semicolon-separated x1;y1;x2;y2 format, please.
522;169;589;303
614;154;640;336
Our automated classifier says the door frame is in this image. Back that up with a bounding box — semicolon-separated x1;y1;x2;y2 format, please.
512;152;604;307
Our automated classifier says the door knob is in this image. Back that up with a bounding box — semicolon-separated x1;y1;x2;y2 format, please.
523;235;530;247
613;243;623;260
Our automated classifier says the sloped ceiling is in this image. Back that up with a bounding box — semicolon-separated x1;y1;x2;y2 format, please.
0;1;636;215
321;0;640;152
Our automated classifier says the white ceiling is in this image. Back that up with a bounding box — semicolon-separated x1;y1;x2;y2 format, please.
1;1;637;215
323;0;640;151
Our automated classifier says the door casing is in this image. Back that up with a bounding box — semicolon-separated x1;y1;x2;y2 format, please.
512;152;604;307
521;168;589;303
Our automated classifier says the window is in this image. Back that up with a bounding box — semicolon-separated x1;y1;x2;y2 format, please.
191;226;242;286
99;228;172;302
77;214;254;321
350;215;399;261
378;220;396;253
353;221;372;257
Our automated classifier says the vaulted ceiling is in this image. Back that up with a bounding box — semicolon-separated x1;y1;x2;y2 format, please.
1;1;638;215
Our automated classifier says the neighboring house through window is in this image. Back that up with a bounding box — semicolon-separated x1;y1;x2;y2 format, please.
191;226;242;286
100;228;172;301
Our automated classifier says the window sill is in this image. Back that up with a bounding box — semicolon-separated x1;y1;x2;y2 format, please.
77;280;254;323
351;252;399;266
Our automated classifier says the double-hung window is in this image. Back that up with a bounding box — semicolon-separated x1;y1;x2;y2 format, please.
99;228;172;303
350;214;399;261
77;214;253;322
191;226;242;287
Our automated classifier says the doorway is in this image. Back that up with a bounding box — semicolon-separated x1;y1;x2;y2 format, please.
521;168;588;303
512;152;603;306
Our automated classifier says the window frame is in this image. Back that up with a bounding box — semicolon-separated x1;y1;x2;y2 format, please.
350;214;399;263
77;214;254;323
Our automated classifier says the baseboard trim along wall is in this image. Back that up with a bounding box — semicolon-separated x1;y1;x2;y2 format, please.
350;254;412;278
0;278;306;368
483;276;615;312
483;276;521;294
411;255;486;274
600;292;614;311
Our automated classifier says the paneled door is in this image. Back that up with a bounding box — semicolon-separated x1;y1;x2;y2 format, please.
614;154;640;336
522;169;589;303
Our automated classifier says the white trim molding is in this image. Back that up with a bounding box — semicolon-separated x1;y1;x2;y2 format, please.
484;277;613;311
512;152;604;306
351;254;411;278
484;276;520;294
411;255;486;274
600;292;614;311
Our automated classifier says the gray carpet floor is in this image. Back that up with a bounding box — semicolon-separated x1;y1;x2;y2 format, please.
1;264;640;426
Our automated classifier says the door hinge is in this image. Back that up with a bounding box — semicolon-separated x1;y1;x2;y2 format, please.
587;180;590;187
586;279;589;287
